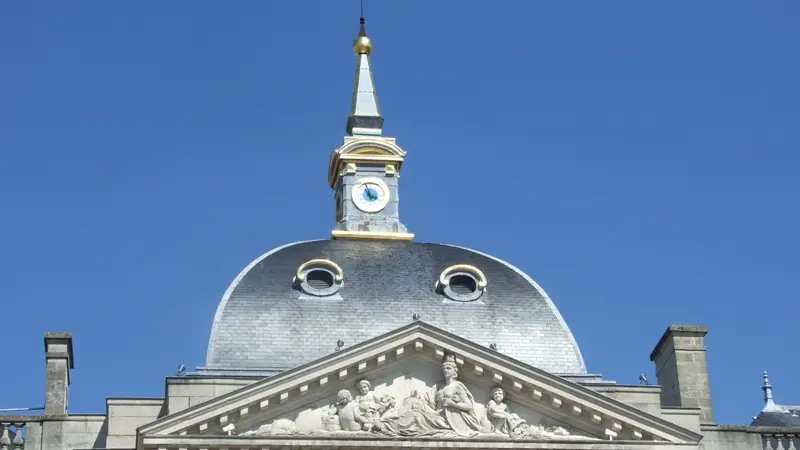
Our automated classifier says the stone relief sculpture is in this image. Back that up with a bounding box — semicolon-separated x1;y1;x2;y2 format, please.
354;379;377;430
333;389;361;431
486;386;526;434
243;355;596;441
375;355;483;437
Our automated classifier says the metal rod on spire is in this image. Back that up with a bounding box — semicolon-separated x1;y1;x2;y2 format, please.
359;0;367;36
347;0;382;136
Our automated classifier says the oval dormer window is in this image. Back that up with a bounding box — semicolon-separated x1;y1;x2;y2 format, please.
449;274;478;296
294;259;343;300
436;265;487;304
306;269;335;290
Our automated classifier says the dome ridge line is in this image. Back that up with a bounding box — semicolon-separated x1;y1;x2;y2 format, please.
438;243;588;374
205;239;326;366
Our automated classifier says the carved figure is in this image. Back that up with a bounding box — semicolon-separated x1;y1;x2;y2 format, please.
321;405;342;432
334;389;363;431
375;354;484;437
374;392;399;419
241;355;597;441
355;379;378;430
509;423;575;440
242;418;299;436
485;386;526;434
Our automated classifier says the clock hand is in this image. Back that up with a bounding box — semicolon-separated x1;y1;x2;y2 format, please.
365;184;377;200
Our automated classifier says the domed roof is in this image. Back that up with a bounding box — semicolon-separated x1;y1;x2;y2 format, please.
205;239;587;375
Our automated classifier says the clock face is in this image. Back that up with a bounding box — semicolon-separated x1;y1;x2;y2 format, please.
352;177;390;213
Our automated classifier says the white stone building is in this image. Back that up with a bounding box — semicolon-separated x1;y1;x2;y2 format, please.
2;16;797;450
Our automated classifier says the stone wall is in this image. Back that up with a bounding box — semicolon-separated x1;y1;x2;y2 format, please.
662;407;702;434
699;425;764;450
41;415;107;450
106;398;166;448
166;377;256;414
585;384;663;416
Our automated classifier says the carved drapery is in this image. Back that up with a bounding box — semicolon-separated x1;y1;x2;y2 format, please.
242;355;593;442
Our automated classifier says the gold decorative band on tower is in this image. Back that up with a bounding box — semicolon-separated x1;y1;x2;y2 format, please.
331;230;415;241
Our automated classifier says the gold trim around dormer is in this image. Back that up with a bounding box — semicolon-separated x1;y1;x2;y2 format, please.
296;259;344;282
331;230;415;241
438;264;488;290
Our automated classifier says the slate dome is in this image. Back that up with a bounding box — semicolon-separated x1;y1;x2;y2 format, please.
205;239;587;376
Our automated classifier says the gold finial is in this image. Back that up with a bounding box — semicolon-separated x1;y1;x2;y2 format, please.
353;16;373;55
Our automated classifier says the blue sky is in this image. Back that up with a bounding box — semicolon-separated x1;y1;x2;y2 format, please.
1;1;798;425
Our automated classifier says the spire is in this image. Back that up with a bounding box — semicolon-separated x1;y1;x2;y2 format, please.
762;371;779;411
346;14;384;137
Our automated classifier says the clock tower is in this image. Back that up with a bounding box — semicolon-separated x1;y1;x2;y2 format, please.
329;17;413;241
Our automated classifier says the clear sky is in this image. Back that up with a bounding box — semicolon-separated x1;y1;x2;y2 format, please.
1;1;798;426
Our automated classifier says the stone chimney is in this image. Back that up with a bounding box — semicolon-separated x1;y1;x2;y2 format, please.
44;332;74;415
649;325;714;424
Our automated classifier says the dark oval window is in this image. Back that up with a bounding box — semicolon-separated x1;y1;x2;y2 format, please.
449;274;477;295
306;269;335;290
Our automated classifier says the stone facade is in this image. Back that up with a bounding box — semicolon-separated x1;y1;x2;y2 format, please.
2;324;798;450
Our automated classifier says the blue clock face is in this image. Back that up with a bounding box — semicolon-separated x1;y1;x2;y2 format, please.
362;185;380;203
353;178;390;213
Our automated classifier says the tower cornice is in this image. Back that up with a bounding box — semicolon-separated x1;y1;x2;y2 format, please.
328;137;406;188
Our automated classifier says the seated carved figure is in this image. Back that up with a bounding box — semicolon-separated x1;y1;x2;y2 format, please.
334;390;363;432
246;359;587;441
354;379;378;431
375;354;485;437
485;386;526;434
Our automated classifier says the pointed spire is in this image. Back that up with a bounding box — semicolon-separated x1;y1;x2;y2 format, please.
762;371;779;411
346;14;384;137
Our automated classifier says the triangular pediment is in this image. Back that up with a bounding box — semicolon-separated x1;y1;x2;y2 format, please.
138;322;702;449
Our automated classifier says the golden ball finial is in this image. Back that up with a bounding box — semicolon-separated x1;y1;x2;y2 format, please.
353;35;373;55
353;18;372;55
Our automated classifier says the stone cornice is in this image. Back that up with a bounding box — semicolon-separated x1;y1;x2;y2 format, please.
705;424;800;434
141;435;701;450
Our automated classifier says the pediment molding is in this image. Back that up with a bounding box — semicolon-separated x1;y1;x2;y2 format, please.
138;323;702;447
141;435;701;450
